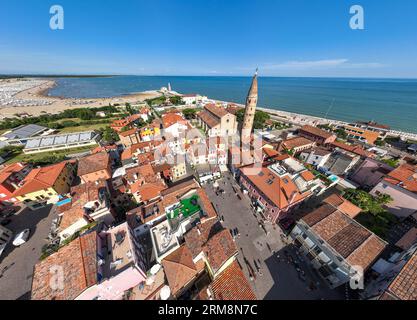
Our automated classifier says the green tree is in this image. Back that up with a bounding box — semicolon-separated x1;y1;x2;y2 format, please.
343;189;393;216
169;96;184;105
335;128;348;140
236;109;271;130
183;108;197;120
101;127;120;143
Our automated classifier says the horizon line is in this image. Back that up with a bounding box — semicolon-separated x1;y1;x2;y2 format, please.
1;73;417;80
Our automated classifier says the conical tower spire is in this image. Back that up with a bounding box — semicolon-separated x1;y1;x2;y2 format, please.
241;69;259;143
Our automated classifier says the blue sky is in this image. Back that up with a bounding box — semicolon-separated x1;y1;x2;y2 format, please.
1;0;417;77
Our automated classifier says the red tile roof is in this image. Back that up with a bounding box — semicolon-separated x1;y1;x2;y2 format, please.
240;165;310;210
77;152;110;176
385;250;417;300
119;128;138;137
204;103;228;118
384;164;417;192
162;113;187;128
196;188;218;221
184;220;238;274
300;125;334;140
131;181;166;202
300;170;316;182
197;110;220;128
282;137;315;150
323;193;362;219
211;260;256;300
31;232;97;300
0;162;27;185
302;204;386;271
13;162;69;197
161;245;203;296
331;141;371;157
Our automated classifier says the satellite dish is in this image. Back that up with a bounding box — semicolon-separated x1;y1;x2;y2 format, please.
160;286;171;300
150;264;161;275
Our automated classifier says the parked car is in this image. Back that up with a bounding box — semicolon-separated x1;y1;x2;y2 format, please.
12;229;30;246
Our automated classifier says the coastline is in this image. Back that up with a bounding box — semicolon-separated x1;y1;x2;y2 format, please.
0;78;161;117
1;77;416;140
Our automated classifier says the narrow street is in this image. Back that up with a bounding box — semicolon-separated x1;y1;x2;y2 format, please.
204;172;345;300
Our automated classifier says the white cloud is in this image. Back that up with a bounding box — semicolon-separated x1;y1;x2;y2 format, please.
260;59;383;70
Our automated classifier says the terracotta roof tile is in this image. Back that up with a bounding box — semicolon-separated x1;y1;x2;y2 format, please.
282;137;315;150
323;193;362;218
184;220;237;274
204;104;228;118
384;164;417;192
211;260;256;300
300;125;334;139
162;113;187;128
31;232;97;300
385;250;417;300
197;110;220;128
161;245;202;296
300;170;316;182
77;152;110;176
241;165;309;210
302;203;386;271
13;162;69;197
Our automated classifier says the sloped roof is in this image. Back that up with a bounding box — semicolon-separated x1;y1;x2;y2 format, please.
31;232;97;300
240;165;310;210
384;250;417;300
161;245;202;296
204;104;228;118
77;152;110;176
300;125;334;139
0;162;27;185
162;113;186;128
211;260;256;300
323;193;362;218
302;204;386;271
384;164;417;193
13;162;68;197
282;137;315;150
184;220;238;274
197;110;220;128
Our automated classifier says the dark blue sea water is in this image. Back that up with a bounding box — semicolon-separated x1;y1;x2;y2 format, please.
48;76;417;133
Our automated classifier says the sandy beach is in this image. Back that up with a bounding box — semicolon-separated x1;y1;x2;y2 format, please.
0;78;161;118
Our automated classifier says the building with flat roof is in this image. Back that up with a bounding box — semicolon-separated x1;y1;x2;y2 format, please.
23;131;99;154
0;124;50;146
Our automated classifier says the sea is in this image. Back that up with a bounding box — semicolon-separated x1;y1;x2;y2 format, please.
47;76;417;134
